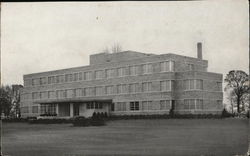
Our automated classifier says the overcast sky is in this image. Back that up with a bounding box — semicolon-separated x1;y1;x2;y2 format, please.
1;1;249;85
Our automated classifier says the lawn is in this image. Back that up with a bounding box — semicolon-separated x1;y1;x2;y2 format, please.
2;118;249;156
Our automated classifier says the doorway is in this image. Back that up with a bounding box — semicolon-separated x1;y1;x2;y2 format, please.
73;103;79;116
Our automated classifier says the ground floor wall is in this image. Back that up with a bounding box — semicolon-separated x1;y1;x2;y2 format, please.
20;98;223;118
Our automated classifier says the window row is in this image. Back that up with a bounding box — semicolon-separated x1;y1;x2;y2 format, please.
183;99;204;110
31;81;173;100
86;102;103;109
184;79;203;90
115;100;172;111
25;61;175;86
40;104;56;114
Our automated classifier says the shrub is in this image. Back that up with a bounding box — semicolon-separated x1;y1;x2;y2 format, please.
169;108;174;118
28;118;70;124
40;113;57;117
109;113;224;120
90;118;105;126
2;118;28;123
221;108;233;118
72;116;106;127
72;116;91;126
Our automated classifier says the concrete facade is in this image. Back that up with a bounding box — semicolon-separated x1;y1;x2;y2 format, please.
20;44;223;118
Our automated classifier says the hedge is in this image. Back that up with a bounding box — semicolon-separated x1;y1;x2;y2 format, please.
72;116;105;127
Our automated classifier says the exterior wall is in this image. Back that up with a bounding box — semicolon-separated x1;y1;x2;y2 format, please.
20;51;222;118
174;71;223;114
90;51;155;65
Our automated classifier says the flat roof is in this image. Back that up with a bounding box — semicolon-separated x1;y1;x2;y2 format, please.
24;51;207;77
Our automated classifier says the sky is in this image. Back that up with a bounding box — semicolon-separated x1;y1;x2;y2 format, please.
1;1;249;86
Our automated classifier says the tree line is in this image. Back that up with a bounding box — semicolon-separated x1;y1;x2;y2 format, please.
0;85;22;118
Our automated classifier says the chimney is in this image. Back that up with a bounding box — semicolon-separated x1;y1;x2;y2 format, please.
197;42;202;59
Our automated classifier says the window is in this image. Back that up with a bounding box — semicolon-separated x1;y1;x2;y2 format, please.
56;75;60;83
95;70;103;79
24;79;30;86
142;64;153;74
65;74;73;82
160;61;169;72
66;89;75;98
32;79;35;86
56;90;66;99
84;71;92;80
129;66;138;75
160;61;174;72
116;102;126;111
142;82;152;92
73;73;79;81
56;75;64;83
184;99;203;110
160;100;171;110
95;86;103;96
184;99;190;110
75;88;84;97
196;99;204;109
40;77;47;85
160;80;172;91
185;79;203;90
95;102;103;109
196;80;203;90
32;78;40;86
117;84;127;94
40;104;56;115
32;92;40;99
190;80;195;89
106;69;115;78
48;76;55;84
86;102;102;109
170;61;175;72
130;101;139;111
142;101;153;110
48;91;55;99
86;102;94;109
59;75;65;83
32;106;38;113
216;82;222;91
189;99;195;109
79;72;83;80
188;64;194;71
117;67;126;77
85;87;94;96
40;91;47;99
129;83;139;93
106;86;114;95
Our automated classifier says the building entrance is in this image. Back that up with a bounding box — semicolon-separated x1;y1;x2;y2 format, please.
73;103;80;116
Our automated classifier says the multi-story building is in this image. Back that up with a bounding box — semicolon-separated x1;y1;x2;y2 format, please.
20;43;223;118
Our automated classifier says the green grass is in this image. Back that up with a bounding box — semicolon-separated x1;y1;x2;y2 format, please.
2;118;249;156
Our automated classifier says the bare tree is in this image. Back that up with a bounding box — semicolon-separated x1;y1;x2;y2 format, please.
224;70;249;113
102;43;123;54
11;85;23;118
111;43;122;53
